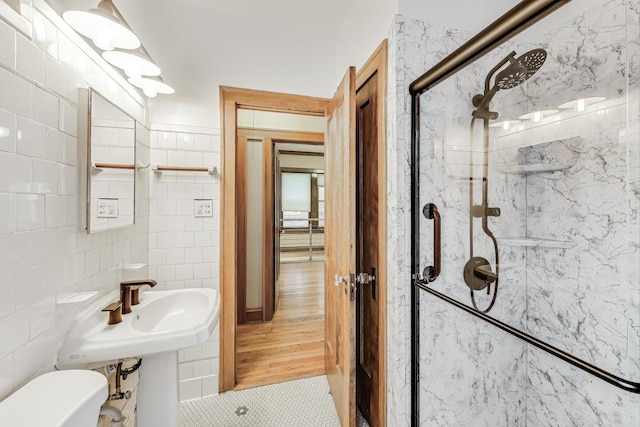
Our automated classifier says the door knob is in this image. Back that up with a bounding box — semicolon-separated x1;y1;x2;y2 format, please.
356;272;376;284
334;274;347;286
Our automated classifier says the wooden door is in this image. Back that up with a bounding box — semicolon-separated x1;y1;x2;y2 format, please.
263;138;275;321
274;153;282;311
355;72;380;425
236;136;248;324
324;67;357;426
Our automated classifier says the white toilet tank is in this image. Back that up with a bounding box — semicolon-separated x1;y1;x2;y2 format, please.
0;370;108;427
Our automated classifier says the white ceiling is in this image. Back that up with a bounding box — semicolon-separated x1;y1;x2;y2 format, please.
48;0;525;128
51;0;355;127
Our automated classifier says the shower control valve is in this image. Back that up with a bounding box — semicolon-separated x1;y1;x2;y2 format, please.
471;205;501;218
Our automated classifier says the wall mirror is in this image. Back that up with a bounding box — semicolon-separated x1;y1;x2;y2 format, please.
78;88;136;233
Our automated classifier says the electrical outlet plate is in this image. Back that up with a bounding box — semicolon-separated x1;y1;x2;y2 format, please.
194;199;213;217
97;198;119;218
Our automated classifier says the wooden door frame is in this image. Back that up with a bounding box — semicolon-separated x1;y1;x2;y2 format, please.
355;40;388;426
236;128;324;324
219;86;329;391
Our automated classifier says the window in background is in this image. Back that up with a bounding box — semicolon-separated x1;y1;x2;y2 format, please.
282;172;311;228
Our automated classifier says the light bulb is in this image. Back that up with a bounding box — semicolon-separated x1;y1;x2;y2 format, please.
143;81;158;97
92;24;115;51
576;98;586;112
532;111;542;123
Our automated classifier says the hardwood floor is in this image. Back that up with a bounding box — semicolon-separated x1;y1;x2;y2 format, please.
235;261;325;390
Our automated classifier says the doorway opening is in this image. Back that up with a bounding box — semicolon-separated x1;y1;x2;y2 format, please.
235;134;328;390
219;87;329;393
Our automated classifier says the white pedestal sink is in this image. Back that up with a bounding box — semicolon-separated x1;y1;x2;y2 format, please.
57;288;220;427
137;352;179;426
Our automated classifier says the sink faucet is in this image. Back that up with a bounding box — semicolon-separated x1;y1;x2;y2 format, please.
120;279;157;314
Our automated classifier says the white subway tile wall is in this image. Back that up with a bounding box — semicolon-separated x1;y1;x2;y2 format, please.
149;128;221;400
0;7;149;401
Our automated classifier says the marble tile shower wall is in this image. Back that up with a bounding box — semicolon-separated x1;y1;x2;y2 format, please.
388;1;640;426
148;127;221;401
0;7;149;401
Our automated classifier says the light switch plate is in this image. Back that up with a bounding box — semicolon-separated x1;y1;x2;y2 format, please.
194;199;213;217
97;198;119;218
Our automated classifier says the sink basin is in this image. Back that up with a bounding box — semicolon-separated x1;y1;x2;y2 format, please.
57;288;219;368
132;291;211;333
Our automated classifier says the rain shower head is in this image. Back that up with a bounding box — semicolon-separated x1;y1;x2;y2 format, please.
472;48;547;116
495;48;547;90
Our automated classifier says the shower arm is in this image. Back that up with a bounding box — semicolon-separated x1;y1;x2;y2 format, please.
474;51;517;113
484;51;516;93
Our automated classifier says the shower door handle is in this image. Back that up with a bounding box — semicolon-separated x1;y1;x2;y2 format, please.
422;203;441;282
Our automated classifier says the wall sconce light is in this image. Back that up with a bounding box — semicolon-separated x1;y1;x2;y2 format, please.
63;0;175;98
63;0;140;51
103;48;161;78
519;109;558;123
128;76;175;98
558;96;606;112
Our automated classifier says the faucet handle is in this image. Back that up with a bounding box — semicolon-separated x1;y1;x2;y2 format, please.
102;301;123;325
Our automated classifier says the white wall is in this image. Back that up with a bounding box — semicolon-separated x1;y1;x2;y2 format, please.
0;3;149;400
148;124;221;401
280;154;324;170
398;0;520;35
245;140;263;309
335;0;398;79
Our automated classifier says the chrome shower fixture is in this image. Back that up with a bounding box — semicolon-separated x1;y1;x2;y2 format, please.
464;48;548;313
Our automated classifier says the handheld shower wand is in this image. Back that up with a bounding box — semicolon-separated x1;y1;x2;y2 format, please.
464;48;547;313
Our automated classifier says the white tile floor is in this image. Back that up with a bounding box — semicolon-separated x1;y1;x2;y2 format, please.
180;375;370;427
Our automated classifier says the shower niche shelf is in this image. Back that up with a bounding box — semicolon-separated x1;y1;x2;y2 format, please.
494;137;580;175
496;162;574;175
497;237;576;249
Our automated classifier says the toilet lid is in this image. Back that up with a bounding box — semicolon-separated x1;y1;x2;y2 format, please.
0;370;108;426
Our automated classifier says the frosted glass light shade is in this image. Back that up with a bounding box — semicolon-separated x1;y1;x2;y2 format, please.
282;172;311;211
128;76;175;97
103;49;161;78
63;1;140;51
